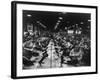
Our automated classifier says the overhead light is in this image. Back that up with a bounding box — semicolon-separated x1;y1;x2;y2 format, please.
80;22;84;24
56;22;59;24
59;17;63;20
54;21;60;29
27;14;32;17
58;20;61;23
37;21;46;28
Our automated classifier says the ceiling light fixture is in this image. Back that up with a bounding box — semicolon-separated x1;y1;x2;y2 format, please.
27;14;32;17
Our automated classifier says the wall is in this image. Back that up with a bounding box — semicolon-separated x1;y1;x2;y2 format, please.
0;0;99;80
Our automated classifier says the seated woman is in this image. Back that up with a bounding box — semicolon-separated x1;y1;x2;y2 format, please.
69;46;84;66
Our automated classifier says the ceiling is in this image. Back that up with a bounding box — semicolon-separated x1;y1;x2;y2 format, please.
23;10;91;32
